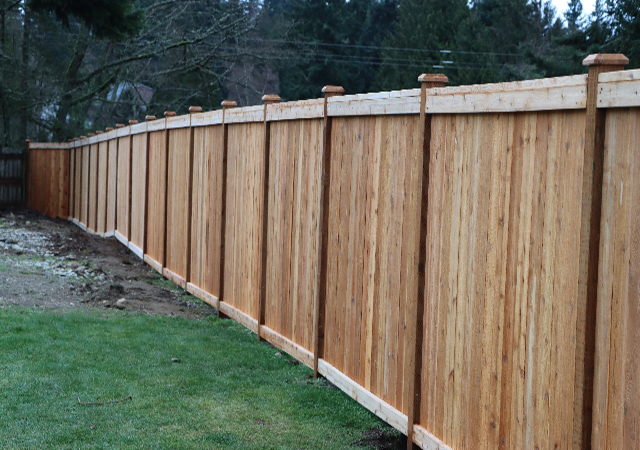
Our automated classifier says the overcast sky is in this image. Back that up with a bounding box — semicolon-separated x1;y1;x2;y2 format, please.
551;0;596;22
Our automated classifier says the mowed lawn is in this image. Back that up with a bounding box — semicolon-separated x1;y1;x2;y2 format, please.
0;307;398;449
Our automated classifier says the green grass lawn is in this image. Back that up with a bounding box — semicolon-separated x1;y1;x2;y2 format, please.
0;307;399;449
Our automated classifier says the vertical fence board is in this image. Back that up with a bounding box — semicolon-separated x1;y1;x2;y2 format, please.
223;122;265;319
189;125;224;298
106;139;118;233
87;144;98;231
265;119;323;352
144;130;166;265
116;136;131;240
130;134;147;252
165;128;191;284
96;141;108;233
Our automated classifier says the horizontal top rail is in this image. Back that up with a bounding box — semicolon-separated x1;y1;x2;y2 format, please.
597;68;640;108
425;74;588;113
29;67;640;150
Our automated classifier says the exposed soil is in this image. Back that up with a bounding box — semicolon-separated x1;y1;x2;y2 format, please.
0;207;215;318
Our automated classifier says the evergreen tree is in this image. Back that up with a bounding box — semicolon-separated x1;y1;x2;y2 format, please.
606;0;640;66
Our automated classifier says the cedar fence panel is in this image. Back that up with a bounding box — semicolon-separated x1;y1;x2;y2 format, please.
188;123;224;302
24;55;640;450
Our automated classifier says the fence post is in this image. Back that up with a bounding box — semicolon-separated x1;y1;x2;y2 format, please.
405;73;448;449
313;85;344;377
161;112;176;269
580;53;628;450
218;100;237;318
257;95;281;340
185;106;202;287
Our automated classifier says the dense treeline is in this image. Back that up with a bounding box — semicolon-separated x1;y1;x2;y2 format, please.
0;0;638;150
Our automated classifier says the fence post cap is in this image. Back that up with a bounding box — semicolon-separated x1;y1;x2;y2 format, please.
145;115;156;121
321;85;345;95
80;135;87;139
88;133;96;137
583;53;629;66
221;100;237;109
128;120;138;125
164;111;176;117
106;127;114;132
116;123;125;128
96;130;104;135
25;139;32;143
262;95;281;104
189;106;203;113
418;73;449;84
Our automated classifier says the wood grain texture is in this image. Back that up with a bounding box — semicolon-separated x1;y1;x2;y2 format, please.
420;111;587;450
323;114;421;415
87;144;98;231
223;122;265;320
116;136;131;240
129;133;147;252
145;130;167;264
96;141;108;234
106;139;118;233
165;127;191;281
264;119;323;353
190;125;224;298
592;108;640;450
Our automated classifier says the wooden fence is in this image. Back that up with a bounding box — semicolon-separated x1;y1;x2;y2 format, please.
0;153;25;206
25;54;640;450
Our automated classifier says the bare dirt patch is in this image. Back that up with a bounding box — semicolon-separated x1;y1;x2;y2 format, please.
0;207;215;318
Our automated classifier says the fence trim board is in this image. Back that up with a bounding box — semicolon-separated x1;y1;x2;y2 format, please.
166;115;190;129
29;142;71;150
186;282;219;309
128;241;144;259
144;254;163;273
224;105;264;124
219;301;259;334
596;70;640;108
412;425;453;450
191;110;223;127
317;359;408;434
259;325;314;369
114;230;128;246
162;267;187;289
265;99;324;121
328;96;420;116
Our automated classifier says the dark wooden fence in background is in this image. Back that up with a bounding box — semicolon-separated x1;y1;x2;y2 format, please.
0;154;25;206
25;54;640;450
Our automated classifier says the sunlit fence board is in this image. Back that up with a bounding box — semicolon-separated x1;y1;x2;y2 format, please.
189;125;224;298
324;114;421;415
116;136;131;241
87;144;98;231
106;139;118;234
420;111;588;449
96;141;108;234
265;119;323;353
592;107;640;450
223;122;265;319
129;133;147;256
164;127;192;286
145;130;167;266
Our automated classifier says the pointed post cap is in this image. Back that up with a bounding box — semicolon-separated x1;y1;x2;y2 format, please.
145;115;156;121
79;135;87;139
418;73;448;85
116;123;125;128
96;130;104;135
25;139;32;143
164;111;176;117
68;138;74;142
189;106;203;113
583;54;629;66
322;86;345;95
128;120;138;125
262;95;281;104
88;133;96;137
221;100;237;109
106;127;114;132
